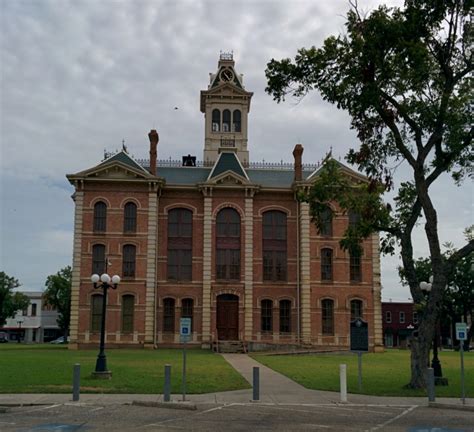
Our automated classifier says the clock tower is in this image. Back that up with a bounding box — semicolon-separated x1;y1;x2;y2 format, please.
200;53;253;165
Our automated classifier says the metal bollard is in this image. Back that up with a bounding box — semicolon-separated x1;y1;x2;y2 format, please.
427;368;435;402
72;363;80;402
340;364;347;403
164;364;171;402
253;366;260;401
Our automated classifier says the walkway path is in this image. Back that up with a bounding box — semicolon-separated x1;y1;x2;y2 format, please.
221;353;321;404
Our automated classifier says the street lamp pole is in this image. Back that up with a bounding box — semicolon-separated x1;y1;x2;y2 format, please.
91;272;120;378
420;277;448;385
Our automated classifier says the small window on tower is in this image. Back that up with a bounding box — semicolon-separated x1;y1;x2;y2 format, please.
212;109;220;132
223;110;231;132
233;110;241;132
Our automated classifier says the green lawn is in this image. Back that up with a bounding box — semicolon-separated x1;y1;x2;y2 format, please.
0;344;250;394
252;349;473;397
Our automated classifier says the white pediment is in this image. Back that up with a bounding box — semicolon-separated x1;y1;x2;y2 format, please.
69;161;154;181
208;170;250;186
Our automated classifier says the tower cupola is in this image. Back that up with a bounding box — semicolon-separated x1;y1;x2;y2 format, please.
200;53;253;165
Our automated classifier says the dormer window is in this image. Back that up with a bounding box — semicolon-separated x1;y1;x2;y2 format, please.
212;109;220;132
222;109;231;132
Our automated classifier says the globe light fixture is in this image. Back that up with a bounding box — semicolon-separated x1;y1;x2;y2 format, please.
100;273;111;284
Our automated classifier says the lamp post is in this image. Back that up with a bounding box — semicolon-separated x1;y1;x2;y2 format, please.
420;277;447;384
16;319;23;343
91;272;120;378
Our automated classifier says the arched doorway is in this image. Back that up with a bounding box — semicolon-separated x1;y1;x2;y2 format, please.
216;294;239;340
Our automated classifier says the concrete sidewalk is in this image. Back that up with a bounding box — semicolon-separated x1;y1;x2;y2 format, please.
0;354;472;411
220;353;474;409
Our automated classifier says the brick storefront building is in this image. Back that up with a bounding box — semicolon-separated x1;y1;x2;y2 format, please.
382;302;418;348
67;54;384;351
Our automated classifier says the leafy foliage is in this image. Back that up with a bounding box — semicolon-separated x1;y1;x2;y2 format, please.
43;266;72;335
266;0;473;388
0;272;29;327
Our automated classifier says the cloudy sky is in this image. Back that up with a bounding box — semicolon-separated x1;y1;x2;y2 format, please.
1;0;472;301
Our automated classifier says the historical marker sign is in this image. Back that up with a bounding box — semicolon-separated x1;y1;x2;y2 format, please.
350;318;369;352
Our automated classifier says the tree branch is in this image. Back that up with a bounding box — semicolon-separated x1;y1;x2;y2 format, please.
374;103;417;168
379;89;423;150
445;239;474;274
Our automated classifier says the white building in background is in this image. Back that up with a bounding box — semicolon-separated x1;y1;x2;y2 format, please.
0;292;61;342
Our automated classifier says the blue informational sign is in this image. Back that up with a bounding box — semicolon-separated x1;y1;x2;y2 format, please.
455;323;468;341
180;318;192;342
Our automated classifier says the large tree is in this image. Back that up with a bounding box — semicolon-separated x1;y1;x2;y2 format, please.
399;228;474;349
0;272;30;327
43;266;72;338
265;0;473;388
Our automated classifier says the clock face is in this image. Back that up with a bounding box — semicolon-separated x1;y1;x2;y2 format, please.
220;69;234;82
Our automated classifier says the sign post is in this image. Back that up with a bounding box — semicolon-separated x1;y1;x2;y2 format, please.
180;317;192;402
350;318;369;392
455;322;468;405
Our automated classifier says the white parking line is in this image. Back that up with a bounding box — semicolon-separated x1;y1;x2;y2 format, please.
365;405;417;432
224;402;404;416
143;403;238;428
19;404;62;414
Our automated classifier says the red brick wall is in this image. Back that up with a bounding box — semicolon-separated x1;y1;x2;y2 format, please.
75;181;377;349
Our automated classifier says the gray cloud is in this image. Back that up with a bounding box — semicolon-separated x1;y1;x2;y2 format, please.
1;0;471;301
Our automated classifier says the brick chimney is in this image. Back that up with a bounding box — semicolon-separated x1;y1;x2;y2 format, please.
148;129;159;176
293;144;304;181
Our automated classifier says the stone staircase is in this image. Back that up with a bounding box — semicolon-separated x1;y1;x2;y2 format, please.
214;340;247;353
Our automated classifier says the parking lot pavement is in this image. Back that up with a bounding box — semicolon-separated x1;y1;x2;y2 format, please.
1;402;473;431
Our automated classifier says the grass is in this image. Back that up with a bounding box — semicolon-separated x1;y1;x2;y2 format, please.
251;349;473;397
0;344;250;394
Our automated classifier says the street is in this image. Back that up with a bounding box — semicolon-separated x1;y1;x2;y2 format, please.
1;402;473;431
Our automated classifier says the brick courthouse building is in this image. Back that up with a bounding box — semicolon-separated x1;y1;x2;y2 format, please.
67;54;383;351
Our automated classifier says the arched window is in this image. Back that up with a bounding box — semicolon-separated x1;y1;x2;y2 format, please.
321;248;333;281
318;205;333;236
122;244;136;278
124;202;137;233
92;244;106;275
212;109;220;132
216;208;240;280
91;294;103;332
163;298;175;332
351;299;363;321
350;249;362;282
261;299;273;333
122;295;135;333
263;211;287;281
168;208;192;281
181;298;194;332
233;109;241;132
93;201;107;232
348;210;361;228
279;300;291;333
222;109;231;132
322;299;334;335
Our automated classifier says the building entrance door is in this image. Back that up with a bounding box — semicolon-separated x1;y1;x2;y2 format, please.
216;294;239;340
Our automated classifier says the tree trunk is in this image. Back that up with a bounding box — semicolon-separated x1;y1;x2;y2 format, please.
408;313;435;388
409;338;430;388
